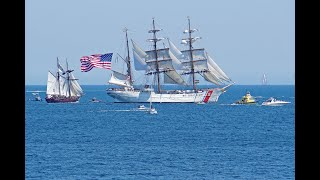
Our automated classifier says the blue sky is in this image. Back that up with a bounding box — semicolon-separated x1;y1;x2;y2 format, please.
26;0;294;85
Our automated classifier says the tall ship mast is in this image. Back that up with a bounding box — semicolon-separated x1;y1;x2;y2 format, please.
106;18;233;103
45;58;83;103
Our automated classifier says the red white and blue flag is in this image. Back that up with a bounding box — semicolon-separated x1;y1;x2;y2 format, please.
80;53;112;72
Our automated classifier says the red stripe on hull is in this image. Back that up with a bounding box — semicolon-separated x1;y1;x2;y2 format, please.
203;89;214;103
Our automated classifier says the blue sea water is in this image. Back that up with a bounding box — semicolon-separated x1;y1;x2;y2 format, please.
25;85;295;179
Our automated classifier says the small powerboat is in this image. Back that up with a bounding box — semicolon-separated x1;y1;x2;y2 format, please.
235;91;256;104
262;97;290;106
91;97;101;103
137;105;147;110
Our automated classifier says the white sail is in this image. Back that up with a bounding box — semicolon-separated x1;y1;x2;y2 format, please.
181;48;207;61
131;40;147;58
207;54;231;81
145;48;175;70
203;72;221;85
69;73;83;96
133;49;147;70
108;71;132;87
46;71;60;95
144;48;186;85
181;49;208;71
205;64;228;83
168;39;183;58
59;76;69;96
145;48;171;62
163;70;186;85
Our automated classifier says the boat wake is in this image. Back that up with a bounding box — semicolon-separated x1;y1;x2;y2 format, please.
98;109;149;112
26;90;46;93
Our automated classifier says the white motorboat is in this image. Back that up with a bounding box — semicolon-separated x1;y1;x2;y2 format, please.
262;97;290;106
137;105;147;110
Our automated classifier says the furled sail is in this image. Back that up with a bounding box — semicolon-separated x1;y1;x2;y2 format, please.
108;71;132;87
181;37;201;45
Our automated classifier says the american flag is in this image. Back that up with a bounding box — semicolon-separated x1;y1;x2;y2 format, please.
80;53;112;72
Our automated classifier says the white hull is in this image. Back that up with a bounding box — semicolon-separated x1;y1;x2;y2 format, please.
107;88;224;103
261;97;291;106
262;102;290;106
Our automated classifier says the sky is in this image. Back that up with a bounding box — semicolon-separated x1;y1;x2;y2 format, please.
25;0;295;85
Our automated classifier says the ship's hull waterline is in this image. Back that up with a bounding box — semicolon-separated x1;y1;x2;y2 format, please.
45;96;80;103
107;88;224;103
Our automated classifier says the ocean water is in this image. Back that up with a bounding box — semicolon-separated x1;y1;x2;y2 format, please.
25;85;295;179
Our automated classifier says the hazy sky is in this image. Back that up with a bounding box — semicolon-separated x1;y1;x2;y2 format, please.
26;0;294;85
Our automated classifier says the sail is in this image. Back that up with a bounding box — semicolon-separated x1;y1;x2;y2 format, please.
108;71;132;87
168;39;183;58
203;72;221;85
145;48;174;70
181;49;208;71
133;49;147;70
168;49;182;67
131;40;147;58
181;48;207;62
59;76;69;96
145;48;171;62
69;73;83;96
207;54;231;81
163;70;186;85
46;71;60;95
144;48;186;85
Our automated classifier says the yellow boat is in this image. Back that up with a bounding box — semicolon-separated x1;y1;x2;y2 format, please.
235;91;256;104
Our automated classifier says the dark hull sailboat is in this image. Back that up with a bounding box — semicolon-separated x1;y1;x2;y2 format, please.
45;95;80;103
46;58;83;103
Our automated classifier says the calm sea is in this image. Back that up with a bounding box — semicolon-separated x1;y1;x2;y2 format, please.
25;85;295;179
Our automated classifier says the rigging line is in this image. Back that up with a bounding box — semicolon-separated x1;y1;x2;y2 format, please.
116;53;127;64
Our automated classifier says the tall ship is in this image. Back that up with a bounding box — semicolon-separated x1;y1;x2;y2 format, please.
262;73;268;85
107;17;233;103
45;58;83;103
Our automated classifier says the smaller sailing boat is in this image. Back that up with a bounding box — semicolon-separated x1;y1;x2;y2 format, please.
262;73;268;85
45;58;83;103
149;91;157;114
